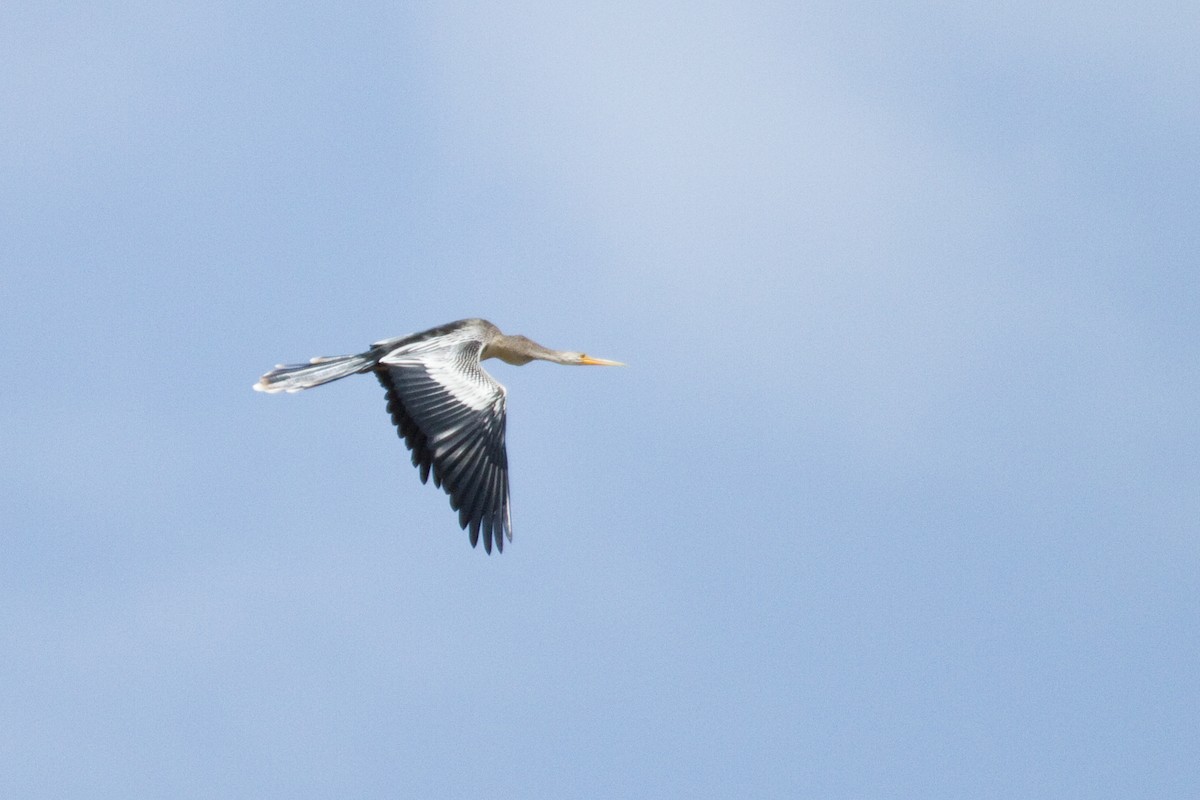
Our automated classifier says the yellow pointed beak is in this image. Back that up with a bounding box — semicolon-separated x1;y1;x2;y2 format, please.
579;355;625;366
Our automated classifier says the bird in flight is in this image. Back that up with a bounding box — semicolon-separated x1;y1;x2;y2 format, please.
254;318;623;553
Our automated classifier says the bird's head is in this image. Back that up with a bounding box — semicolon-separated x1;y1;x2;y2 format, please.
560;352;626;366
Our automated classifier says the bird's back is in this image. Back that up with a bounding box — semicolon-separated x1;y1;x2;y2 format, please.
370;318;499;356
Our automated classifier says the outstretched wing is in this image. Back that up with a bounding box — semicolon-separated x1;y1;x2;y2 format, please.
375;338;512;553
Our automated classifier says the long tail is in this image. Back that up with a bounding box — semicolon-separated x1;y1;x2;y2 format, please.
253;352;376;393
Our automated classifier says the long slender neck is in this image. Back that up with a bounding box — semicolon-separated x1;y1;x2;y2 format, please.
483;333;567;366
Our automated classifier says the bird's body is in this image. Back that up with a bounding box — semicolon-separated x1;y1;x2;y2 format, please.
254;319;622;553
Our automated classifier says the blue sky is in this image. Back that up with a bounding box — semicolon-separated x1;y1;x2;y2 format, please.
3;2;1198;797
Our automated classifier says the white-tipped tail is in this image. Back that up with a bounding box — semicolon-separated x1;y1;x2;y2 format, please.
253;353;374;393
